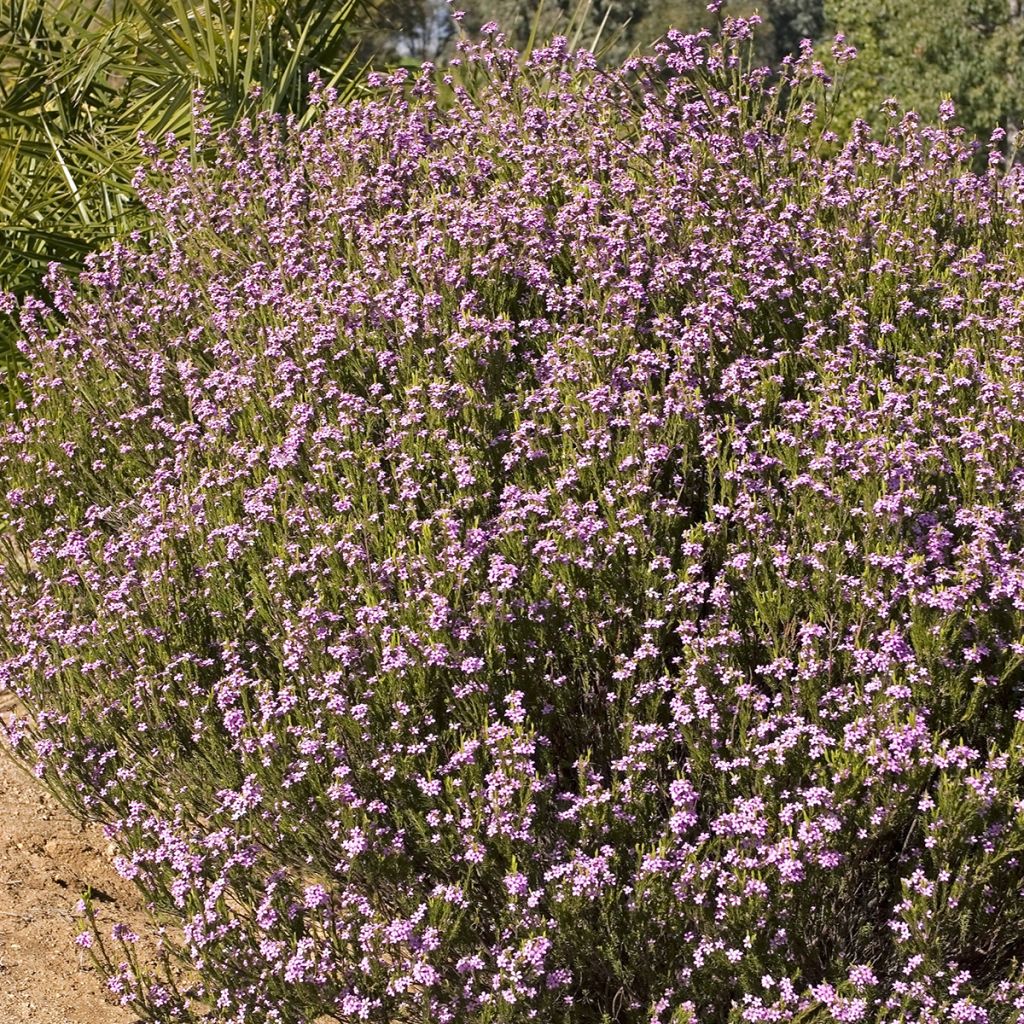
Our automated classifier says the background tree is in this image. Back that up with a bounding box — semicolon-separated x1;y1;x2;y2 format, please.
823;0;1024;157
355;0;456;65
392;1;791;66
763;0;824;59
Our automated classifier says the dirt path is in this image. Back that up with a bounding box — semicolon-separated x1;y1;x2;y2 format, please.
0;699;145;1024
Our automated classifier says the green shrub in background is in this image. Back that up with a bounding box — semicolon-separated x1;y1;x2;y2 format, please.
822;0;1024;162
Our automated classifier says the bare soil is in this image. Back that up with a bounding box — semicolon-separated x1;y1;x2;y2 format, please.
0;696;145;1024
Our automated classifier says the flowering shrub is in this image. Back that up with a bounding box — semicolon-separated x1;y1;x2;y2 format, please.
2;12;1024;1024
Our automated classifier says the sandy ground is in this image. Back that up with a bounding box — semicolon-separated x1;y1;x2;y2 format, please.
0;696;145;1024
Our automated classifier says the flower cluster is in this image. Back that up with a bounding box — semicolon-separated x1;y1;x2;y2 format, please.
2;14;1024;1024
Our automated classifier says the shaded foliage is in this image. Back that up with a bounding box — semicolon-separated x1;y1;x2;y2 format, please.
824;0;1024;161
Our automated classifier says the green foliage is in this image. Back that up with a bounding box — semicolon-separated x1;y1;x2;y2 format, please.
823;0;1024;153
763;0;823;58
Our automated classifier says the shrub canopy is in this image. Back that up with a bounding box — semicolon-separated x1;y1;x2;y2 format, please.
2;15;1024;1024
